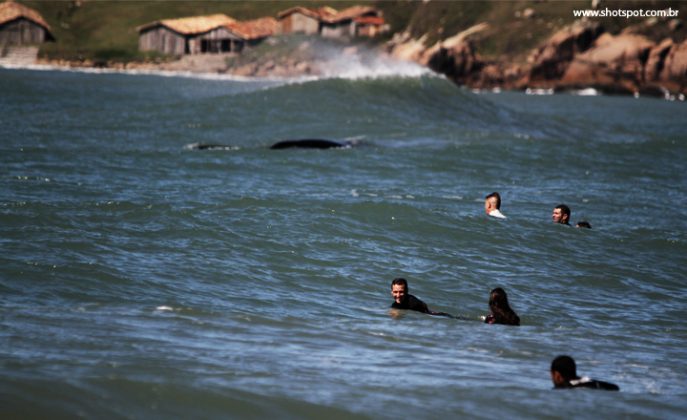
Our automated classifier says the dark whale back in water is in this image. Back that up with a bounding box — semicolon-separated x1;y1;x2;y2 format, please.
269;139;349;150
185;139;354;151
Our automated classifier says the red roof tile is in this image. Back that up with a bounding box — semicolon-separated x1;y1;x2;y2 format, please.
354;16;385;26
324;6;377;24
228;17;278;40
138;14;235;36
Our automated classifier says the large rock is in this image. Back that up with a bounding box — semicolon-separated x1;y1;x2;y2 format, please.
387;31;428;63
660;40;687;93
420;23;488;83
528;20;603;82
560;33;655;93
645;38;674;81
424;39;480;82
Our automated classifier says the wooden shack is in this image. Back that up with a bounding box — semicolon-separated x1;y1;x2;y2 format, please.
0;0;54;46
320;6;381;38
277;5;387;39
229;17;278;47
353;16;389;37
276;7;330;35
137;14;242;55
138;14;277;55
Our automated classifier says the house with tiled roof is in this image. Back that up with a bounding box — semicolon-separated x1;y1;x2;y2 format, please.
277;5;388;38
138;14;237;55
137;14;277;55
277;6;335;35
228;17;279;42
0;0;54;47
320;6;383;38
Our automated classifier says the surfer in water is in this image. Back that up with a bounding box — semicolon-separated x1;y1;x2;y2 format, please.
483;287;520;326
390;278;453;318
552;204;571;225
484;192;506;219
550;355;619;391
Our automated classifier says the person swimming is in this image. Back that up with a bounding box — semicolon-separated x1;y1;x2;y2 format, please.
484;192;507;219
483;287;520;326
390;278;454;317
552;204;571;225
550;355;619;391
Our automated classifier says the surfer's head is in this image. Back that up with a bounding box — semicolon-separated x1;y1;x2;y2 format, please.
488;288;509;311
552;204;571;225
485;192;502;214
551;355;578;387
488;287;520;326
576;221;592;229
391;278;408;305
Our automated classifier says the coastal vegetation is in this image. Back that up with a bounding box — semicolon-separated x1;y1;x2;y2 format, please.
23;0;375;62
15;0;687;96
24;1;687;63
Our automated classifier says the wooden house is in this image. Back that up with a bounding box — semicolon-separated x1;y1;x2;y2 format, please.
276;6;329;35
137;14;277;55
138;14;239;55
320;6;379;38
354;16;388;38
0;0;54;46
277;5;387;38
228;17;278;47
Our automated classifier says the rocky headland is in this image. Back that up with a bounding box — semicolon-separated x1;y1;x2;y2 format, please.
387;17;687;98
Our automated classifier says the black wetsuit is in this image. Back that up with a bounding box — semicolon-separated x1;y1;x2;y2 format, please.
559;377;620;391
484;313;521;326
391;295;453;317
391;294;430;313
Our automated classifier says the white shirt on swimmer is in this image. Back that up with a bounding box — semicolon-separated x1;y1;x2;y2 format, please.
488;209;507;219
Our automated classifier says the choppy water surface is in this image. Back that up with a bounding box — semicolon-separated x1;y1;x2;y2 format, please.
1;66;686;419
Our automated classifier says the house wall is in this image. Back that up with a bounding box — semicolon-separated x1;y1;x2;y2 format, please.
189;27;242;54
0;18;48;46
321;22;354;38
281;13;319;35
139;26;246;55
357;24;381;37
139;26;186;55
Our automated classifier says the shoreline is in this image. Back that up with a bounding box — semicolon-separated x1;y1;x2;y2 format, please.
2;53;684;101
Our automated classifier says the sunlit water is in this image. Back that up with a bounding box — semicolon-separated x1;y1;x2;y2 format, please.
1;65;686;419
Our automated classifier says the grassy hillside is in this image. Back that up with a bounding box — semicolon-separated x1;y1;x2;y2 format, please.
24;0;376;61
22;0;687;63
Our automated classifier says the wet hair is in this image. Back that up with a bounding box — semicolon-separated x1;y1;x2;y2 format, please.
391;278;408;291
551;355;577;380
485;192;502;209
555;204;571;218
488;287;520;326
576;221;592;229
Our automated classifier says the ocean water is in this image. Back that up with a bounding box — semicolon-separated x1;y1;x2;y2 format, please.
1;64;686;419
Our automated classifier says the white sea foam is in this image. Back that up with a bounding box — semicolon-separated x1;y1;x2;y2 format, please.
572;87;600;96
318;48;431;80
1;48;431;84
525;87;554;95
183;142;240;151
